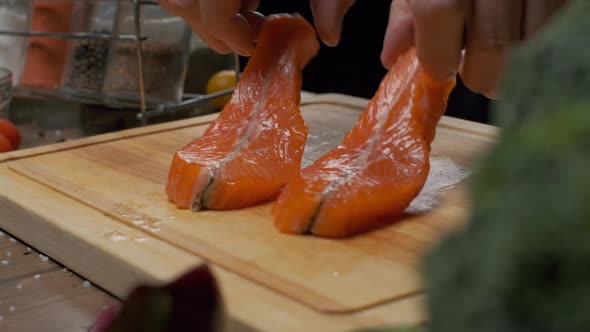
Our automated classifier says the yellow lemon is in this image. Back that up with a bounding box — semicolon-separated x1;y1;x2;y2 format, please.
206;70;237;109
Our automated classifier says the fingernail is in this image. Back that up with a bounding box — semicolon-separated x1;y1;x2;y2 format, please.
318;28;339;47
380;50;394;69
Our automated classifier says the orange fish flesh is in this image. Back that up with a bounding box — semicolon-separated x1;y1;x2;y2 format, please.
166;14;320;210
272;48;456;238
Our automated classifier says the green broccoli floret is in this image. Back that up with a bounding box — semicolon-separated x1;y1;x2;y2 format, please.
424;1;590;332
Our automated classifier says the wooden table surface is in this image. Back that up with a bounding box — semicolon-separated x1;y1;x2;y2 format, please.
0;228;117;332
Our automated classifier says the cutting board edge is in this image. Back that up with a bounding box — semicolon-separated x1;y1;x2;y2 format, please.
1;92;496;165
0;92;319;164
301;93;499;140
0;114;220;164
0;195;162;296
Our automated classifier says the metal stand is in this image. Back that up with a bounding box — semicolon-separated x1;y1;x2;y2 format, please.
0;0;238;125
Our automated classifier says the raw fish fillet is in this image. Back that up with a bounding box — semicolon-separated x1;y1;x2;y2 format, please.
166;14;319;210
273;49;456;238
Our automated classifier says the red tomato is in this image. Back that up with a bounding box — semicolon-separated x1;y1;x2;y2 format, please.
0;134;12;153
0;118;20;149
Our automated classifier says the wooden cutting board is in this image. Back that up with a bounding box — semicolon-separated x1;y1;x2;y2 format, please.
1;93;496;326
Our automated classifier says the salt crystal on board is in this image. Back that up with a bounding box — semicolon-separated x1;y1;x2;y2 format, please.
6;252;10;257
1;260;8;265
8;238;16;243
34;274;40;280
0;231;4;236
16;284;22;289
0;315;3;321
9;306;14;312
83;280;92;288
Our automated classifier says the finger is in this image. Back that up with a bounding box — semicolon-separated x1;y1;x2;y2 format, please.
158;0;233;54
461;0;524;94
199;0;257;55
460;49;506;97
197;31;234;54
242;11;266;42
381;0;414;69
524;0;568;37
410;0;469;80
310;0;356;46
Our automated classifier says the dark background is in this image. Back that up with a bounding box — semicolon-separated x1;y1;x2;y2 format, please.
240;0;491;124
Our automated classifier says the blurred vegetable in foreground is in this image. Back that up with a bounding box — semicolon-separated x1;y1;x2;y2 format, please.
91;265;224;332
354;1;590;332
426;1;590;332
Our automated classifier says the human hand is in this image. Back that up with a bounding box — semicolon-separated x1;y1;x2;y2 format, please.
158;0;265;56
309;0;357;46
382;0;568;96
160;0;358;53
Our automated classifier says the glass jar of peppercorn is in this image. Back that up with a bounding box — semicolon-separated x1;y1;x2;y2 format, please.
61;1;116;96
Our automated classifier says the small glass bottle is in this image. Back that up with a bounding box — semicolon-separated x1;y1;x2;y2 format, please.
62;1;116;95
103;2;192;106
0;0;31;85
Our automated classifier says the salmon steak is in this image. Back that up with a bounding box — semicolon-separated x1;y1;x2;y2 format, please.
166;14;319;210
273;49;456;238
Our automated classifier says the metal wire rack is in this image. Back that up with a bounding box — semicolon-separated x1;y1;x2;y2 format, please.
0;0;239;125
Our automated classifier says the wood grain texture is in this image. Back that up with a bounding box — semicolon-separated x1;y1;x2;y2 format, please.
5;94;496;313
0;166;426;332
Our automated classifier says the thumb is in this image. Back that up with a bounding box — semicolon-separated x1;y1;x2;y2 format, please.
310;0;356;46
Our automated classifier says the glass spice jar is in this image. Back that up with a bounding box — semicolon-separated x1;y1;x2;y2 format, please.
0;0;31;86
61;0;116;95
103;2;192;106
